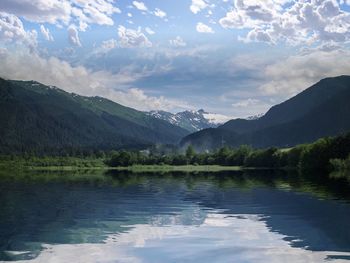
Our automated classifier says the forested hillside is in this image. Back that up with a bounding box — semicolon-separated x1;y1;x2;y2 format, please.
0;78;190;154
181;76;350;151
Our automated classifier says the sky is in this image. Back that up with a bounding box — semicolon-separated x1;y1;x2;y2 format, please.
1;0;350;118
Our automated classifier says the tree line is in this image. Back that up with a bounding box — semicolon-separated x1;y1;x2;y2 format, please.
2;132;350;175
105;133;350;174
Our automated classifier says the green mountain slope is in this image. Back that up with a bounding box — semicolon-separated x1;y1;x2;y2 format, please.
0;78;190;154
181;75;350;150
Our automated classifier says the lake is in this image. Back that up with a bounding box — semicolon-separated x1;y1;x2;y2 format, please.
0;169;350;263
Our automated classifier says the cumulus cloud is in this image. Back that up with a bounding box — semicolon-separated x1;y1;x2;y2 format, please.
196;22;214;33
118;26;152;48
169;36;187;47
0;0;121;50
132;1;148;11
154;8;167;18
190;0;208;14
260;49;350;95
0;12;37;48
40;25;54;41
68;25;81;46
219;0;350;45
70;0;121;27
0;48;188;111
100;38;117;52
145;27;155;35
245;28;272;43
0;0;71;24
0;0;120;26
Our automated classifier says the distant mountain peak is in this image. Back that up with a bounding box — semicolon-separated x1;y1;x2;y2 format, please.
246;113;264;120
147;109;231;132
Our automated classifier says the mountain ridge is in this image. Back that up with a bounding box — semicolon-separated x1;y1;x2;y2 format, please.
0;78;190;154
181;75;350;151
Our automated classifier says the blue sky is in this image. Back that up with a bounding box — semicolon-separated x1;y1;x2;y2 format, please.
1;0;350;118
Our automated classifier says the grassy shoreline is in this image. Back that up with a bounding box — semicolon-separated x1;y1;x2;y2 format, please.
0;163;246;172
113;165;244;172
0;155;291;173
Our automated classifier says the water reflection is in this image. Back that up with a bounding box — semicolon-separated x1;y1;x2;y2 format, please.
0;170;349;262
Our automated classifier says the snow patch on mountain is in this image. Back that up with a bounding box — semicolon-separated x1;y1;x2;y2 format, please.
147;109;232;132
246;113;264;120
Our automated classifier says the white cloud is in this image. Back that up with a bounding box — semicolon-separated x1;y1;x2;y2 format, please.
71;0;120;26
0;47;7;56
196;22;214;33
40;25;54;41
229;97;272;118
116;88;188;111
0;0;71;24
232;98;260;108
0;48;188;111
68;25;81;46
0;1;120;51
132;1;148;11
219;0;350;45
190;0;208;14
100;38;117;52
202;112;232;124
245;28;272;43
169;36;187;47
154;8;167;18
145;27;155;35
0;12;37;48
118;26;152;48
260;49;350;95
0;0;120;26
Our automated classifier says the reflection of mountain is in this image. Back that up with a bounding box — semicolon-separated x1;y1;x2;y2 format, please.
0;171;350;261
185;174;350;253
0;174;207;261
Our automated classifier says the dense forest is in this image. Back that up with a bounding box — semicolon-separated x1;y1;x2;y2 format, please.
331;155;350;174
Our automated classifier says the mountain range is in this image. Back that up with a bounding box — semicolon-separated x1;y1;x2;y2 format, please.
181;75;350;151
0;78;190;154
1;75;350;154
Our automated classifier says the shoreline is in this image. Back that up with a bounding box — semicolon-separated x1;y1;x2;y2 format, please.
0;163;290;173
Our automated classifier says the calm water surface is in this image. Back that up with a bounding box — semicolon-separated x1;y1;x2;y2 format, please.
0;170;350;263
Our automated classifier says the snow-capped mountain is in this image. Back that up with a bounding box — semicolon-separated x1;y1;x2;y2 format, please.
147;109;231;132
246;113;264;120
